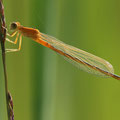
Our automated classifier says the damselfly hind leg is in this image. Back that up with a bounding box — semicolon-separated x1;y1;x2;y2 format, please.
5;34;22;53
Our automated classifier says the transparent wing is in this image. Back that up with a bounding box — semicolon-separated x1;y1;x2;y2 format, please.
40;33;114;77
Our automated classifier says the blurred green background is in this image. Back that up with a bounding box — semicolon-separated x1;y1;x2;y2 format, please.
0;0;120;120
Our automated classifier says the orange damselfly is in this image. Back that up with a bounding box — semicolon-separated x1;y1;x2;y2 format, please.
6;22;120;80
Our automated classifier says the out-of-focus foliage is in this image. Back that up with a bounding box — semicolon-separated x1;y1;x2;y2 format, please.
1;0;120;120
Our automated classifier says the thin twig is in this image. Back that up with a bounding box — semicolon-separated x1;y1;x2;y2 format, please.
0;1;13;120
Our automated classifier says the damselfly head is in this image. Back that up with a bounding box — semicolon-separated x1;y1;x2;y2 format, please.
10;22;20;30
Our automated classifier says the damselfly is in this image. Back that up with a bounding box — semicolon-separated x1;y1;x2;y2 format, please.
6;22;120;80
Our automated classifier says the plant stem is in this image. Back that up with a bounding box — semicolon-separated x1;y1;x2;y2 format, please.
0;0;10;120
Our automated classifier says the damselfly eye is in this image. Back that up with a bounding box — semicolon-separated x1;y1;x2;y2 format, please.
10;22;17;30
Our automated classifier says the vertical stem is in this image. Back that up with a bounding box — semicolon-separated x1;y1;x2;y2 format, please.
0;0;10;120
